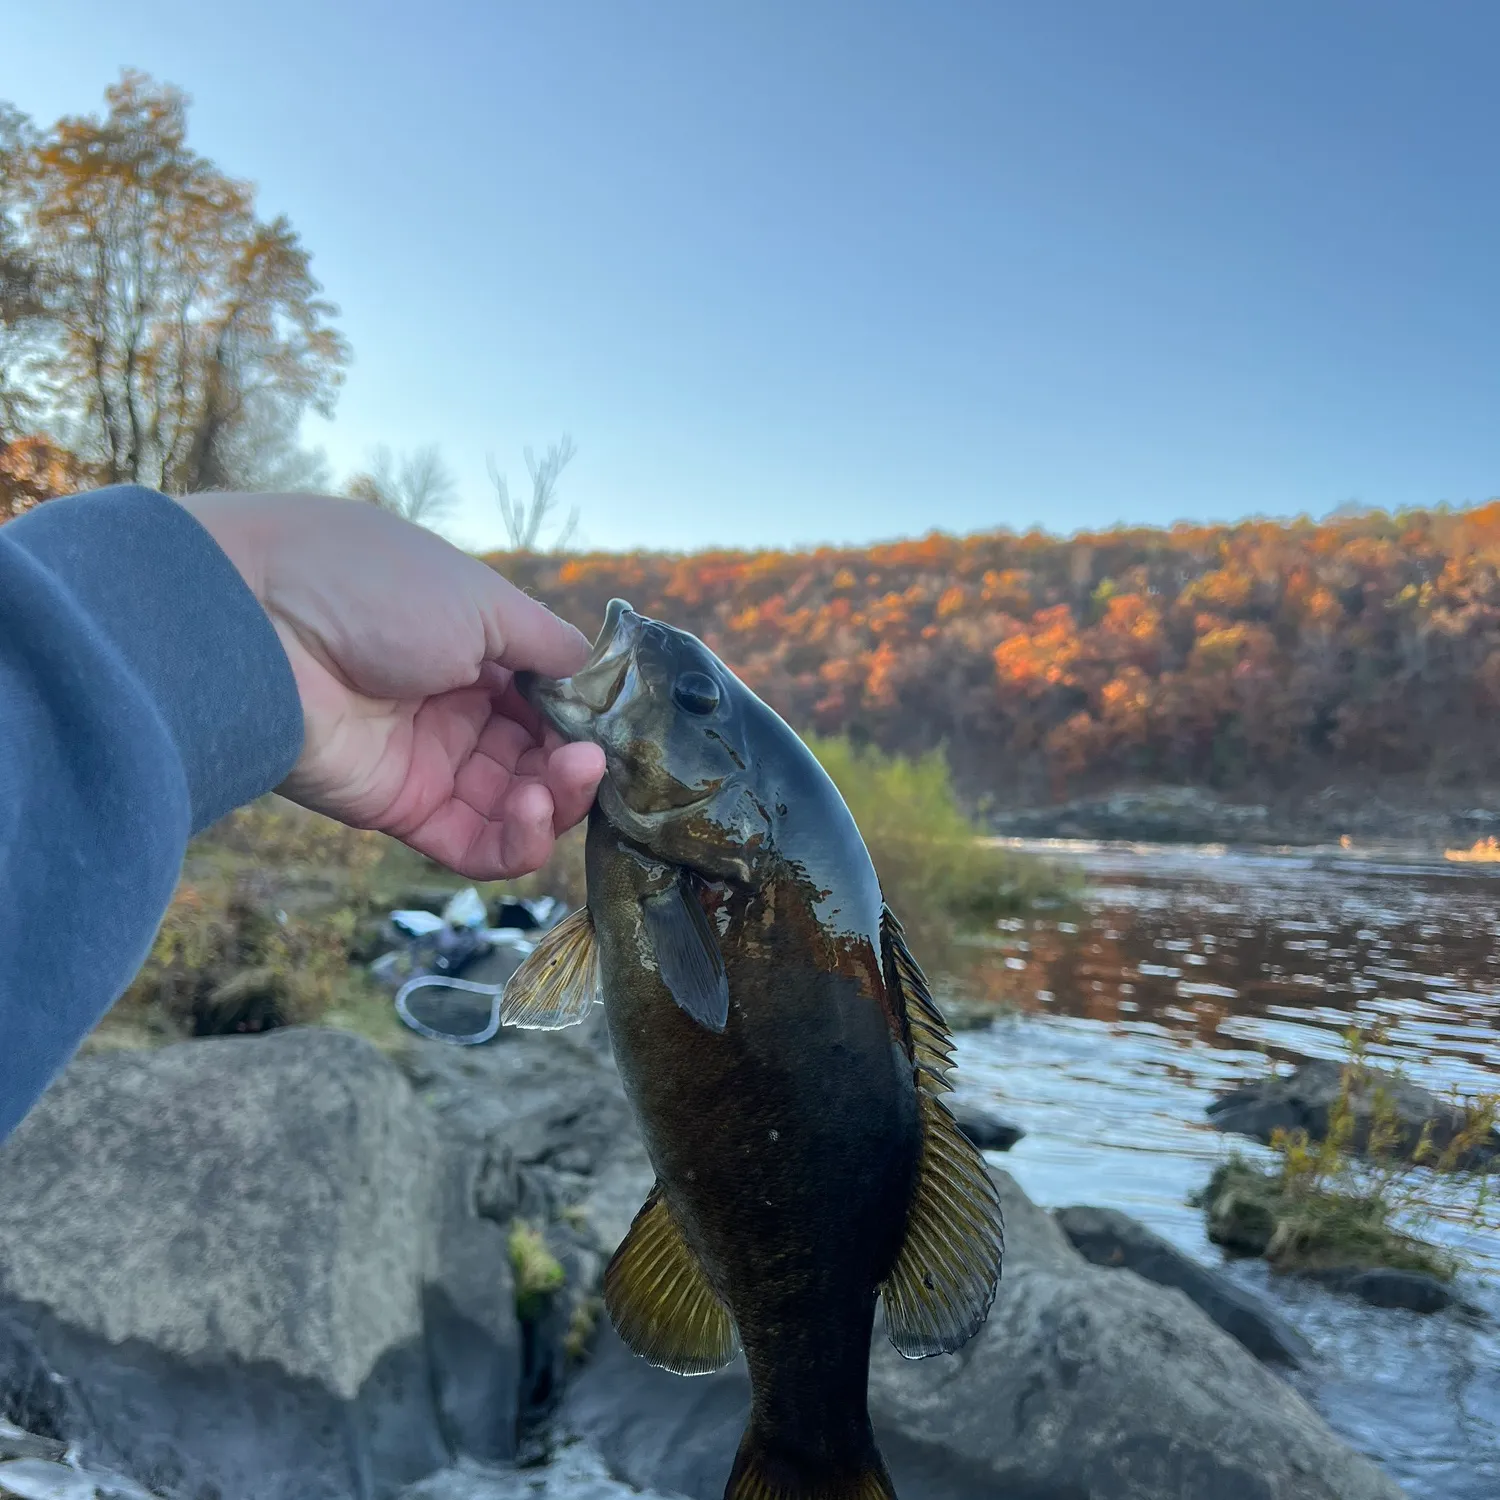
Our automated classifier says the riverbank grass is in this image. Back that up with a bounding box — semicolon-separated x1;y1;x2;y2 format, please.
97;738;1068;1051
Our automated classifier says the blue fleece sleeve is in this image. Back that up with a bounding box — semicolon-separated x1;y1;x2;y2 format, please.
0;485;304;1140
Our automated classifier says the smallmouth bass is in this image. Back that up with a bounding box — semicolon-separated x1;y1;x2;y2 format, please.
504;599;1003;1500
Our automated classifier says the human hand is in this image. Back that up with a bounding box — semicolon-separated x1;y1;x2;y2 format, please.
184;491;605;879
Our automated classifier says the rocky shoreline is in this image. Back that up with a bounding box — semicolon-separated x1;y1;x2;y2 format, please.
987;782;1500;850
0;1020;1410;1500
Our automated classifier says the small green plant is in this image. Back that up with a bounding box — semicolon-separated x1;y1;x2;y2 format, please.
509;1222;566;1321
1197;1021;1494;1280
563;1296;602;1362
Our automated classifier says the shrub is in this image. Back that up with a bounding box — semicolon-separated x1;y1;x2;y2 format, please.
108;796;392;1044
116;871;368;1038
1197;1022;1495;1279
804;733;1077;958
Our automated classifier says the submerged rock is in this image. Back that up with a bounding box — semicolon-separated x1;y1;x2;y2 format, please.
1302;1266;1470;1316
1055;1203;1312;1366
945;1098;1025;1151
566;1171;1403;1500
1207;1058;1499;1170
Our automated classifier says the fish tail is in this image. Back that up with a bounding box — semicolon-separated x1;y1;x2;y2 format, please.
724;1421;897;1500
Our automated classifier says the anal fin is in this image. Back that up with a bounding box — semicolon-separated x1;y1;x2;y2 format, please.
500;907;600;1029
603;1183;738;1375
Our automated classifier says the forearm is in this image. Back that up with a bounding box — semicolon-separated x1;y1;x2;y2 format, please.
0;485;304;1140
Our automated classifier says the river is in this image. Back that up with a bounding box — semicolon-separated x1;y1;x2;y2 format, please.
950;838;1500;1500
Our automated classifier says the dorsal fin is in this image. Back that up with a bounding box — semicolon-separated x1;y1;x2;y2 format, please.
879;904;955;1089
879;904;1005;1358
603;1183;739;1376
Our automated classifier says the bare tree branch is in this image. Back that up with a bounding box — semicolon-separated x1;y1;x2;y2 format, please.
346;442;456;525
488;433;579;551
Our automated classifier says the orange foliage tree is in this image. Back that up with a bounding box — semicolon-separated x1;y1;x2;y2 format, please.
0;434;93;520
488;503;1500;803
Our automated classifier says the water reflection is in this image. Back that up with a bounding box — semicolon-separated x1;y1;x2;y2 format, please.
951;841;1500;1500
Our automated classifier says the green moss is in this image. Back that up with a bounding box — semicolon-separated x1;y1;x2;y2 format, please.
509;1222;566;1321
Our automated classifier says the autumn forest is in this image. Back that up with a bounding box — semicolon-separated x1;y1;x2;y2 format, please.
5;75;1500;812
493;505;1500;805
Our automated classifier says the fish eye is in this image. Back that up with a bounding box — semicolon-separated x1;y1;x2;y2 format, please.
672;671;721;717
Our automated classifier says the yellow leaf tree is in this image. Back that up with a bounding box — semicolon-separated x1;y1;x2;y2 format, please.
1;71;347;493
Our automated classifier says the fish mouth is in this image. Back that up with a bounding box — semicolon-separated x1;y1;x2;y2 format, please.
518;597;641;741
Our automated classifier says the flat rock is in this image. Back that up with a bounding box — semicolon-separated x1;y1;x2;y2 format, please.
1055;1203;1312;1366
1207;1058;1499;1169
945;1098;1025;1151
0;1421;66;1466
0;1028;521;1500
565;1171;1404;1500
1301;1266;1467;1316
0;1454;161;1499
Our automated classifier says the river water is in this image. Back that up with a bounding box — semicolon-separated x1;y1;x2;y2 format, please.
949;839;1500;1499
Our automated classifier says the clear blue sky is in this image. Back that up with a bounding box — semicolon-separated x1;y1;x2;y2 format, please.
7;2;1499;553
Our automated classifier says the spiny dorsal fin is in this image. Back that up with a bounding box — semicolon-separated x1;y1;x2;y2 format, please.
642;876;730;1032
603;1183;739;1376
500;907;600;1030
879;904;955;1089
879;903;1004;1358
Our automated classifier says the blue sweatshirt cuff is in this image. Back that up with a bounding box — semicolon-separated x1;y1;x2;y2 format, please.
9;485;305;831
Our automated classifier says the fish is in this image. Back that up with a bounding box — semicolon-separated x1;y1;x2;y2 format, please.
502;598;1003;1500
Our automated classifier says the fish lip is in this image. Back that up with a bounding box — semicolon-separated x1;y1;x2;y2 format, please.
517;598;641;739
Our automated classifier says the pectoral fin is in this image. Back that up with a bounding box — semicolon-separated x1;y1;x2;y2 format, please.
879;905;1005;1358
603;1183;739;1375
500;908;601;1029
642;877;730;1032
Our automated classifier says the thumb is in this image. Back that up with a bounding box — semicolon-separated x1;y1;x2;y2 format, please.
476;570;595;677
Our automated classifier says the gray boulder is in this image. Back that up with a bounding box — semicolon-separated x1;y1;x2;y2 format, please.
0;1028;520;1500
565;1171;1404;1500
1054;1203;1312;1366
1207;1059;1499;1169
